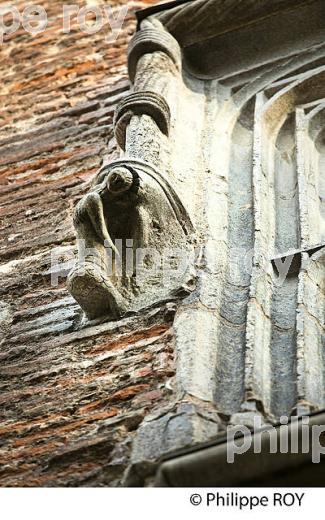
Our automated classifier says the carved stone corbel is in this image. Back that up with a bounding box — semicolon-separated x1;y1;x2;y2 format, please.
67;12;194;321
67;159;194;320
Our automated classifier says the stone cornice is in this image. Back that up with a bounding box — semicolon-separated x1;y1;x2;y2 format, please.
137;0;316;49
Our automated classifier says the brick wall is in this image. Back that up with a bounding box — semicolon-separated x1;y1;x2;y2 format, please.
0;0;175;487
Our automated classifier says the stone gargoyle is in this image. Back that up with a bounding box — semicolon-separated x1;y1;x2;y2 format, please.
67;159;194;320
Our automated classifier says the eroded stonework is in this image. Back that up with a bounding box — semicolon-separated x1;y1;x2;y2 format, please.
67;14;195;321
63;0;325;485
68;158;194;319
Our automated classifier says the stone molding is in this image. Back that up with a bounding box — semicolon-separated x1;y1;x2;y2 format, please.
128;27;181;83
114;91;171;151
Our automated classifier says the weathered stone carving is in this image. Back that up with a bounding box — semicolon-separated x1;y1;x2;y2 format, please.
114;91;170;151
68;159;194;320
127;27;181;82
68;17;194;321
65;0;325;485
68;0;325;463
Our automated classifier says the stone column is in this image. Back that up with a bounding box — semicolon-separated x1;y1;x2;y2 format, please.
114;18;182;170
